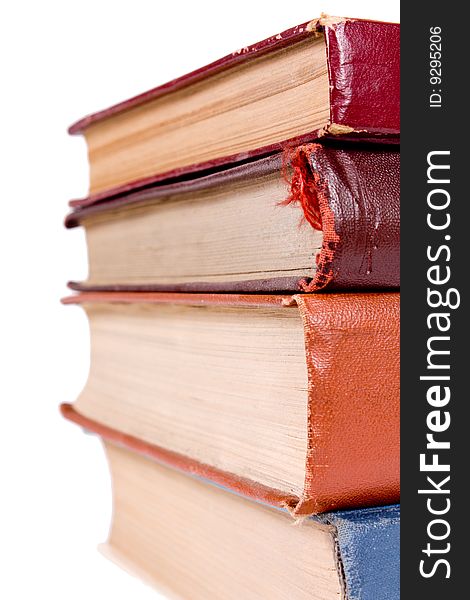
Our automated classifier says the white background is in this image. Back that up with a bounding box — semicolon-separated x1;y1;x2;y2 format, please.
0;2;399;598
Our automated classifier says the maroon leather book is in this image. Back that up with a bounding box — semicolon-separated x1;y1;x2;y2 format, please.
67;144;400;294
69;16;399;206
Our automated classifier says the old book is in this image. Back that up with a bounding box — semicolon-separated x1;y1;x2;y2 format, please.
91;440;400;600
66;145;400;293
62;291;399;515
69;16;399;201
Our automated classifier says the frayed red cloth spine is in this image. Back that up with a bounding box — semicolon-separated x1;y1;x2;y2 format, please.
282;144;340;292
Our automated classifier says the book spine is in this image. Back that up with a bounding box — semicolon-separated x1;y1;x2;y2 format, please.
324;19;400;137
286;144;400;292
296;293;400;514
319;505;400;600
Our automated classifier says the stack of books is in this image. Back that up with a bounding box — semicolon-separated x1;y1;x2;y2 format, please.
63;16;400;600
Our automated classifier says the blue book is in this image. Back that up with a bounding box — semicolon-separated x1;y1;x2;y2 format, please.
318;506;400;600
101;441;399;600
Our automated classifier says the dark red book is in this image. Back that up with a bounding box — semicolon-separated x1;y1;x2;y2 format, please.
69;16;399;204
67;144;400;294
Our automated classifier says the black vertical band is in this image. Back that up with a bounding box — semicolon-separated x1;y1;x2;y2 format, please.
401;5;466;597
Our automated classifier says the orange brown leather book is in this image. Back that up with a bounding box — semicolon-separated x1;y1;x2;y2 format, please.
62;291;400;514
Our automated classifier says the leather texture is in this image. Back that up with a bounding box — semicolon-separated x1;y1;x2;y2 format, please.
68;16;399;206
62;291;400;515
295;293;400;514
326;20;400;136
287;144;400;292
319;505;400;600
